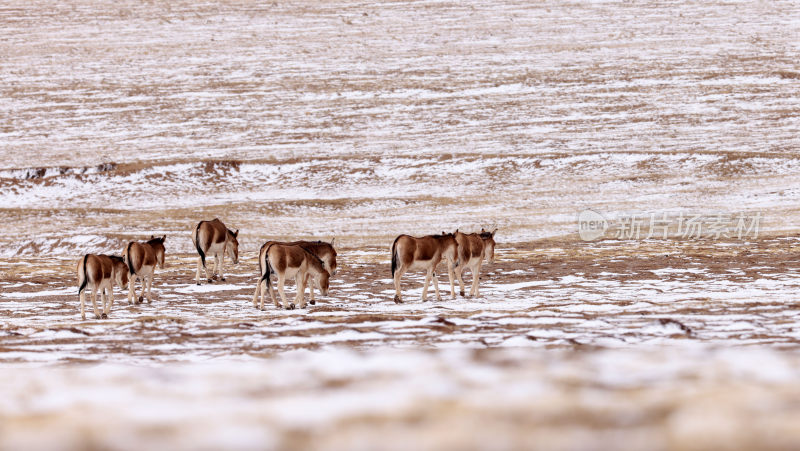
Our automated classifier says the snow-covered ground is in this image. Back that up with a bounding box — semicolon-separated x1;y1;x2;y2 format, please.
3;0;800;449
2;347;800;451
2;0;800;255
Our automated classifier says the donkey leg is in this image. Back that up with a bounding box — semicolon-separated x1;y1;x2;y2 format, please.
278;275;293;310
393;267;404;304
219;255;226;282
261;280;281;310
455;265;467;297
258;280;268;310
136;276;144;304
472;262;483;296
267;277;278;308
305;273;316;305
136;276;145;304
100;287;109;319
138;275;146;304
422;269;433;302
80;290;86;320
196;256;203;285
447;261;457;299
259;280;265;310
91;288;101;319
104;286;114;318
128;276;135;305
432;270;442;301
203;256;211;283
204;256;212;282
295;274;306;309
145;274;153;304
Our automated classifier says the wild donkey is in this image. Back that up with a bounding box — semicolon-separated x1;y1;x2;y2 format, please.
76;254;129;320
123;235;166;305
192;219;239;285
252;239;336;305
454;228;497;297
253;243;330;310
391;232;458;303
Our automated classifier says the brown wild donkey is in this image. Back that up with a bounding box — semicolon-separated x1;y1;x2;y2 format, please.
192;219;239;285
253;243;330;310
123;235;166;305
76;254;129;320
252;239;337;306
391;232;459;303
454;228;497;297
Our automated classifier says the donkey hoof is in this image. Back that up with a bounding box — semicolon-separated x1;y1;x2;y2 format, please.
393;295;402;304
221;277;226;282
309;300;316;305
287;304;295;310
95;314;101;319
196;282;201;286
138;296;144;304
460;291;465;297
208;279;214;283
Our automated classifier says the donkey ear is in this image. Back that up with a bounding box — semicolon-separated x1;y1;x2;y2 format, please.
161;235;166;241
233;229;239;237
491;228;497;236
330;237;335;246
150;235;154;240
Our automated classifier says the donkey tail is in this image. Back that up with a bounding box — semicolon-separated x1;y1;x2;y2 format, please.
259;244;273;285
78;254;89;294
193;222;206;268
126;242;136;275
458;241;469;269
391;236;401;278
257;244;264;278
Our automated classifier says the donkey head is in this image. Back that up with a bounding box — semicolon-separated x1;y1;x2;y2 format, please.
480;228;497;263
323;243;337;277
315;267;330;296
110;256;129;288
148;235;167;268
438;230;459;266
226;229;239;264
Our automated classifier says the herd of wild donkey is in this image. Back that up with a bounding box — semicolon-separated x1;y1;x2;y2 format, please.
76;218;498;320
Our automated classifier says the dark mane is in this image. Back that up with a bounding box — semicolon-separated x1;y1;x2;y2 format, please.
301;247;326;272
107;255;125;263
147;237;164;245
479;232;493;239
296;240;334;254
